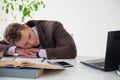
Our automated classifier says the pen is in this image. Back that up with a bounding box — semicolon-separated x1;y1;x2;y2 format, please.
47;61;54;65
41;58;45;62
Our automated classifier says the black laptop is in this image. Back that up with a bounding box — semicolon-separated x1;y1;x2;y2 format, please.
80;31;120;71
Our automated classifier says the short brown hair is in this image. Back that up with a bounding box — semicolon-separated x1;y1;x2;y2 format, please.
4;23;25;45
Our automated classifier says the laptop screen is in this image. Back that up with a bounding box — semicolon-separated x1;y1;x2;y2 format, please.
105;31;120;71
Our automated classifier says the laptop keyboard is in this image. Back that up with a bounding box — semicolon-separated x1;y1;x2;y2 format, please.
91;62;105;67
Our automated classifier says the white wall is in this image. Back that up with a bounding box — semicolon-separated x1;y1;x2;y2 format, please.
1;0;120;57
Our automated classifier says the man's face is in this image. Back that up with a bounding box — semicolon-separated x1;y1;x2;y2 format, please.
14;25;39;48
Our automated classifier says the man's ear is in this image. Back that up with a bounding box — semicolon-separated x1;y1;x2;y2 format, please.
24;24;30;29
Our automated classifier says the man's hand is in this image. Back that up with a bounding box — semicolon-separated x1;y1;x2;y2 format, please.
15;48;40;58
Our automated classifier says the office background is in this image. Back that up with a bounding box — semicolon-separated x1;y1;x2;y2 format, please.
0;0;120;57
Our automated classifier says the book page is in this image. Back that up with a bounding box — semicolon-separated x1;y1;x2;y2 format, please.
15;57;43;64
0;60;20;67
0;57;16;61
0;57;43;68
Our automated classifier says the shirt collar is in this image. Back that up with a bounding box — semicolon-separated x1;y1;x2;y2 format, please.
31;26;40;43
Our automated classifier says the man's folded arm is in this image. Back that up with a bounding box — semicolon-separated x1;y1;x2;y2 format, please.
45;22;77;59
46;44;76;59
0;40;13;55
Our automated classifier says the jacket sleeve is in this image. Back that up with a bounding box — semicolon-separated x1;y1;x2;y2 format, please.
46;22;77;59
0;40;12;56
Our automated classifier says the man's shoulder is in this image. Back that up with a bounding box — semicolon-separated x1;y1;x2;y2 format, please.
39;20;63;28
27;20;62;25
26;20;63;29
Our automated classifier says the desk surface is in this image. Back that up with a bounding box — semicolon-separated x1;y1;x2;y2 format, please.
0;56;120;80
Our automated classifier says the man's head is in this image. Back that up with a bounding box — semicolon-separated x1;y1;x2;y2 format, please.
4;23;39;48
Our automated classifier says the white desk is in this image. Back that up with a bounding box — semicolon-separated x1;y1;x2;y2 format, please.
0;56;120;80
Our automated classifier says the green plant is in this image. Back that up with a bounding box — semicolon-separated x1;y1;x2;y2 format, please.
1;0;45;22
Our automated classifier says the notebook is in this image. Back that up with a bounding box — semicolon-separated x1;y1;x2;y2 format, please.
80;31;120;71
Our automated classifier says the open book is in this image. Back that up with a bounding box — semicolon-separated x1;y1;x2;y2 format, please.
0;57;64;70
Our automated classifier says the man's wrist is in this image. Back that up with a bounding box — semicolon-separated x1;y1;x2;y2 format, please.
6;46;17;55
15;47;19;53
38;49;47;58
15;47;20;53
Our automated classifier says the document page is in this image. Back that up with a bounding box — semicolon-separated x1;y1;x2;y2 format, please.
14;57;44;64
0;57;16;61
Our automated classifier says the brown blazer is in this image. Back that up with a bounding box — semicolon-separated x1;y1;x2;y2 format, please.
0;20;77;59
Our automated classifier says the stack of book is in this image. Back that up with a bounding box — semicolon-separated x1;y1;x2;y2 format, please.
0;67;44;79
0;57;64;79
